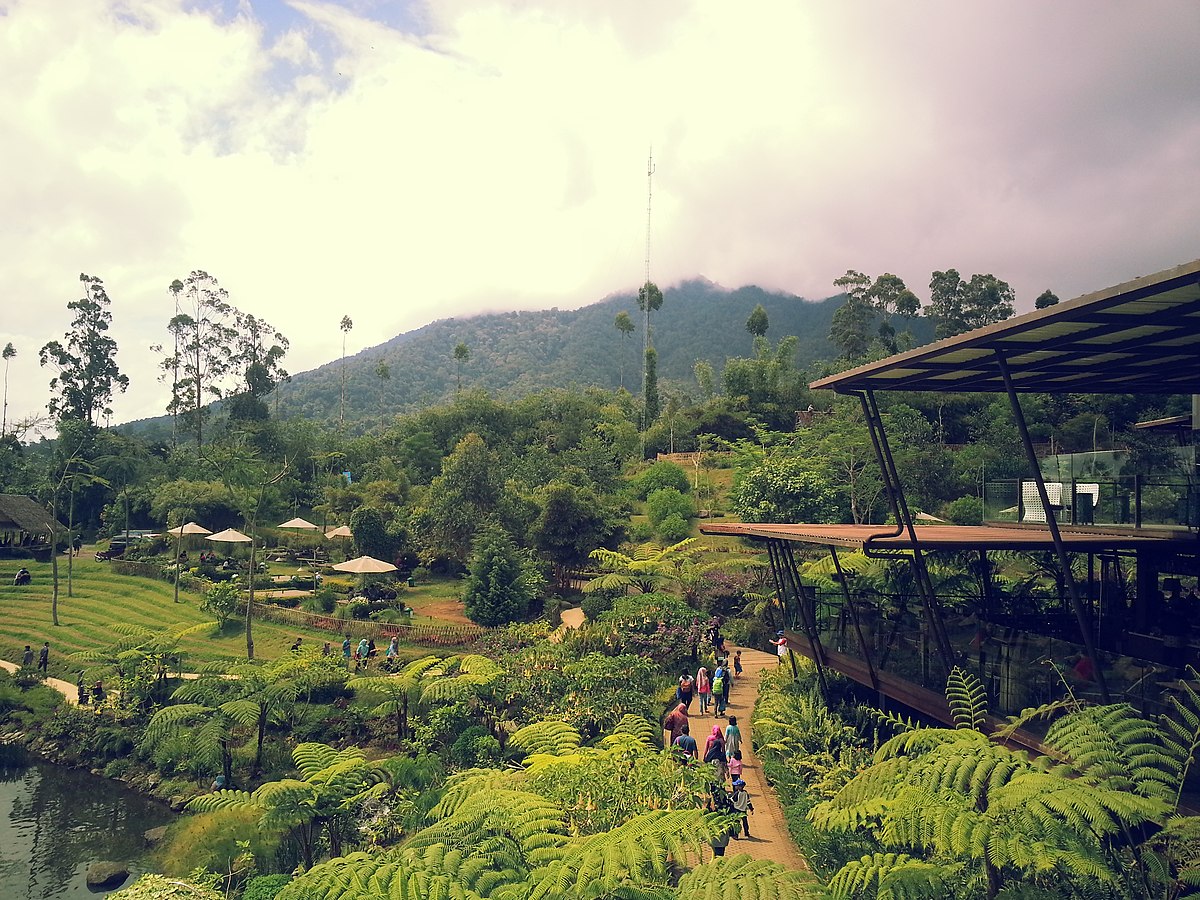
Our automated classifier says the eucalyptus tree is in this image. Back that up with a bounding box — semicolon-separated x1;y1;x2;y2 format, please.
374;360;390;426
453;341;470;391
338;315;353;429
156;271;237;449
39;274;129;426
613;310;635;389
2;341;15;437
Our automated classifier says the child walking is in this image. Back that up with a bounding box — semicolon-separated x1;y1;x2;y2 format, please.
733;650;743;679
730;778;754;837
728;749;743;783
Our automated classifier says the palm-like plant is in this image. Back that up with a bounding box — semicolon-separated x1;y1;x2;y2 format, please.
585;538;707;596
812;666;1200;899
188;742;391;869
348;655;444;741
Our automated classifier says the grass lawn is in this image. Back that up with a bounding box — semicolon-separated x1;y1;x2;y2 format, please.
0;557;439;680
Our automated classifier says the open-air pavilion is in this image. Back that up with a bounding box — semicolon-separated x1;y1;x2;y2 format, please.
703;257;1200;738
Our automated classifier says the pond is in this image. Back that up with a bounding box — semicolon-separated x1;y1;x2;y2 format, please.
0;751;174;899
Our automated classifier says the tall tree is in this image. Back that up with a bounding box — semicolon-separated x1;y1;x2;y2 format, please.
643;346;660;425
339;315;353;429
462;524;538;626
927;270;1015;338
830;269;877;360
375;360;391;426
453;341;470;392
868;273;920;352
156;271;237;449
1;342;14;437
227;310;289;423
39;274;129;427
636;281;663;428
745;303;769;346
927;268;966;339
613;311;634;389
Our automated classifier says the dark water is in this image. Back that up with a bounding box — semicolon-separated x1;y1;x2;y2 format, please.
0;753;174;899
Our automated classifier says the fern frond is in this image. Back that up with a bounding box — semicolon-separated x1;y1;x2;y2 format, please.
946;667;987;732
512;720;583;757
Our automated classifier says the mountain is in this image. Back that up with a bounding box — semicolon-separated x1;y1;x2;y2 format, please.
123;280;932;435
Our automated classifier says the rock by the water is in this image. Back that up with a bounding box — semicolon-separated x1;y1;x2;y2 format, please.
144;825;169;846
86;861;130;890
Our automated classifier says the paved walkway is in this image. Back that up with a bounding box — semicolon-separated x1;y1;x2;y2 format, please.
695;647;809;871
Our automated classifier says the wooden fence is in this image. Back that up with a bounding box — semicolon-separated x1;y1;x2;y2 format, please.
250;601;486;648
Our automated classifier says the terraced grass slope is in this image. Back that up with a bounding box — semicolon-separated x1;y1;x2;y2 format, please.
0;558;352;679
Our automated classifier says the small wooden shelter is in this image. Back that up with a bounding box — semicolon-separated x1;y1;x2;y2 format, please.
0;494;64;559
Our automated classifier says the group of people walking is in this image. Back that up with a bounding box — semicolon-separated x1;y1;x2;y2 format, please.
340;634;401;671
663;648;755;844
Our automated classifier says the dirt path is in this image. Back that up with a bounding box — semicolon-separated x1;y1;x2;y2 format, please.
698;647;810;870
0;659;83;706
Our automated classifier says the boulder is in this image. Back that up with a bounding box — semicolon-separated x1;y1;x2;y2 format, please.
143;825;169;846
85;861;129;890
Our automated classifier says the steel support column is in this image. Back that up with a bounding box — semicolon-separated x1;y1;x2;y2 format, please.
765;538;825;693
830;544;880;691
994;349;1110;702
856;390;957;674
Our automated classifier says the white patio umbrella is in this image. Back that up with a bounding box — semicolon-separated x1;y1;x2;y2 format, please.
168;521;211;604
324;525;353;539
332;555;398;574
207;528;253;543
278;517;319;530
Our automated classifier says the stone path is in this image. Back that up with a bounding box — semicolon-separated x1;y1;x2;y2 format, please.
695;647;809;871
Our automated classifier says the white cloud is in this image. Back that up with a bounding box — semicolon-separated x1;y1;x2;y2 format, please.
2;0;1198;429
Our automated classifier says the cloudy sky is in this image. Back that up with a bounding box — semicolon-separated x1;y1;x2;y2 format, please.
3;0;1199;429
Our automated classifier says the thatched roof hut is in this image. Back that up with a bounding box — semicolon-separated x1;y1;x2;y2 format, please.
0;494;63;558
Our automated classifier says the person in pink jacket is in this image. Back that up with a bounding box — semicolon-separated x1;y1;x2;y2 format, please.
696;666;712;715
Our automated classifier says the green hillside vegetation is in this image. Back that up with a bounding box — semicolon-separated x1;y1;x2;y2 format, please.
120;280;932;438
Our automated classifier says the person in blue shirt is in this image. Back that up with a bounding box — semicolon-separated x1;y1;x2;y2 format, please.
672;723;698;759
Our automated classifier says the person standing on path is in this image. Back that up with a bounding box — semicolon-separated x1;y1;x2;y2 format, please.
672;723;698;760
663;703;689;748
733;650;743;681
342;635;352;668
37;642;49;673
724;716;742;759
703;724;727;779
676;673;695;711
712;663;728;716
22;645;34;668
769;631;790;663
719;661;731;713
696;666;711;715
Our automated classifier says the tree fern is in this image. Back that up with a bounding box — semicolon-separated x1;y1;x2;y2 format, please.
677;855;823;900
826;852;953;900
512;720;583;757
528;809;716;900
607;714;658;747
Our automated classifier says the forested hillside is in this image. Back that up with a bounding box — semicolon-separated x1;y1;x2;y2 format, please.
122;280;931;437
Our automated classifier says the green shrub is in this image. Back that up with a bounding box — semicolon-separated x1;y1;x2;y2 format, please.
448;725;501;768
632;461;690;499
656;512;691;543
645;487;693;528
943;495;983;525
628;521;654;542
158;807;281;880
580;592;614;621
243;874;291;900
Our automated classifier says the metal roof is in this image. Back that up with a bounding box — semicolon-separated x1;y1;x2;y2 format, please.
699;521;1193;551
809;257;1200;395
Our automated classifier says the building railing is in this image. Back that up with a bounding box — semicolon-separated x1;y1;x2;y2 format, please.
983;477;1198;529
